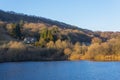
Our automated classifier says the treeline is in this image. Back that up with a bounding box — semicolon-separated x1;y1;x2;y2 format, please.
84;38;120;61
0;41;66;62
0;40;87;62
0;10;82;29
1;37;120;62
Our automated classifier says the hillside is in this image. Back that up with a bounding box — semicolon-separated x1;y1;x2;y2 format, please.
0;10;120;43
1;10;120;62
0;22;16;45
0;10;92;33
0;10;94;43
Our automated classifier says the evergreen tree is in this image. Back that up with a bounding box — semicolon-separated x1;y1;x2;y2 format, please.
19;20;24;27
15;24;21;39
11;23;16;37
47;30;53;41
40;28;54;42
11;23;22;39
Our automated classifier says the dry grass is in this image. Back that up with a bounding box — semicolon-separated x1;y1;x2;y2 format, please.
23;23;46;32
8;41;25;49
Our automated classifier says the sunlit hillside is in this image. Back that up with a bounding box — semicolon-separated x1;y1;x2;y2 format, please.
0;10;120;62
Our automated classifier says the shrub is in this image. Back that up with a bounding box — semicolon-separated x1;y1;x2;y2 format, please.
64;48;72;55
69;53;81;60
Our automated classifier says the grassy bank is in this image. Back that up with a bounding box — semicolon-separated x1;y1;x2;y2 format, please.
69;55;120;61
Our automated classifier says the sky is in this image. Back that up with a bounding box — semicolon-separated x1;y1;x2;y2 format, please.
0;0;120;31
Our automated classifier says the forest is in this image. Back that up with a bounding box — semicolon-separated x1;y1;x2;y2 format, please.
0;10;120;62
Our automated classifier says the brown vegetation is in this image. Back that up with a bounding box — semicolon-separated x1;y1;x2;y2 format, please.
1;23;120;62
1;10;120;62
0;41;66;62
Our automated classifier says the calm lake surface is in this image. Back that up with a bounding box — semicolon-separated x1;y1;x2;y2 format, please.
0;61;120;80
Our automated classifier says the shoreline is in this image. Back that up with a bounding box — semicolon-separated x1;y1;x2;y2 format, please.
1;59;120;63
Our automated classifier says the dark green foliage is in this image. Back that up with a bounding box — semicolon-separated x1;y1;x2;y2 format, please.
40;28;54;42
11;23;22;39
10;23;16;36
15;24;22;39
39;38;46;47
47;30;53;41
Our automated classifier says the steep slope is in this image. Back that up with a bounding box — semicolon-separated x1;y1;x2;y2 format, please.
0;10;93;33
0;10;95;44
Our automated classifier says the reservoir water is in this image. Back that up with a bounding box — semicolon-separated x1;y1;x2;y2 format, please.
0;61;120;80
